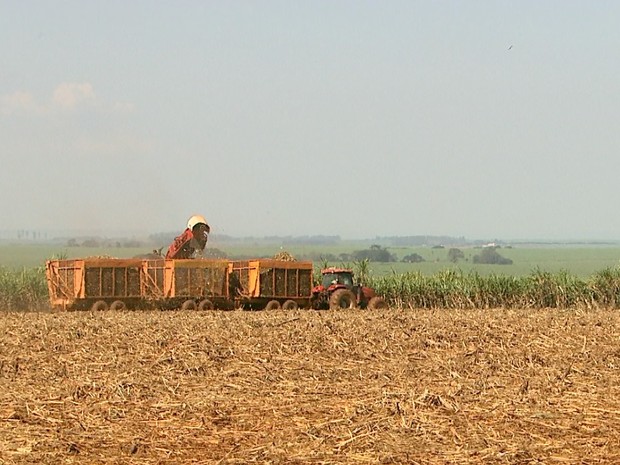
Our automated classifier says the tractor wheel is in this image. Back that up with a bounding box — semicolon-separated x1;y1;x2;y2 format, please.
181;300;197;311
329;289;357;310
91;300;109;312
367;296;388;310
110;300;127;311
282;299;298;310
265;300;281;310
198;299;214;311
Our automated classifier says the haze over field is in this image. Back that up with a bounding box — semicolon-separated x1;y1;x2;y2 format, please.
2;1;619;241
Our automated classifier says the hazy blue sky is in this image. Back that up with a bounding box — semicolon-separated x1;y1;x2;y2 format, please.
2;1;620;240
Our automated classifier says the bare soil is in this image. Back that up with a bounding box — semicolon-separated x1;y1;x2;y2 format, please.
1;308;620;464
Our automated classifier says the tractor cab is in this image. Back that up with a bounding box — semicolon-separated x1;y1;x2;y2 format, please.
321;268;355;289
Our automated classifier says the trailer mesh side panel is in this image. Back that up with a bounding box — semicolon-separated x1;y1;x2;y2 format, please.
85;268;101;296
173;262;228;297
259;269;273;296
286;270;297;297
276;269;287;295
121;267;141;296
256;265;313;298
84;262;142;298
299;269;312;297
231;261;250;296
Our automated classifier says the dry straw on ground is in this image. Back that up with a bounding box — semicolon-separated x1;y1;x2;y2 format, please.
1;308;620;464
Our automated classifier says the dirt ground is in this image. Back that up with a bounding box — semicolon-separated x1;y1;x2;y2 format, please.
1;308;620;464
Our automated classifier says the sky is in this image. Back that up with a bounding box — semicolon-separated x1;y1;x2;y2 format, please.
2;1;620;241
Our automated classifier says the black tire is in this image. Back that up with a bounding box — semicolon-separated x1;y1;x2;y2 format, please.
91;300;108;312
367;296;388;310
264;300;281;310
198;299;214;311
282;299;298;310
181;300;197;311
109;300;127;311
329;289;357;310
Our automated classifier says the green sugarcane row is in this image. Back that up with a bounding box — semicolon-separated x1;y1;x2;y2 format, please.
368;268;620;309
0;266;49;311
3;265;620;310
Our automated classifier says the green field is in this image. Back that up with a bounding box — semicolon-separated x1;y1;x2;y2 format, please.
0;244;149;269
372;246;620;278
4;242;620;311
208;242;620;278
2;242;620;278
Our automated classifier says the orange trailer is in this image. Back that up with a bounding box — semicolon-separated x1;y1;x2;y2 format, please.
161;258;231;310
45;258;231;311
45;258;147;311
229;259;313;310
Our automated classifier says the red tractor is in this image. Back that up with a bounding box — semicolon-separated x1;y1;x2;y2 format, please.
311;267;388;310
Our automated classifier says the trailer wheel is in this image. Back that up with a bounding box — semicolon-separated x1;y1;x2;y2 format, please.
367;296;388;310
91;300;109;312
198;299;214;311
329;289;357;310
265;300;281;310
181;300;197;311
282;299;298;310
110;300;127;311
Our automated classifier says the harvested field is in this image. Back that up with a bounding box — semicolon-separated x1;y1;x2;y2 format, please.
1;308;620;464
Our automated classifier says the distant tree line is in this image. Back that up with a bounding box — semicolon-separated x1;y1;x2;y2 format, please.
382;235;469;247
66;238;145;248
16;230;47;240
61;237;513;266
473;247;513;265
402;253;425;263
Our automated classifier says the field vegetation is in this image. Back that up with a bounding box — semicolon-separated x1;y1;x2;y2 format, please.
2;308;619;463
0;266;48;311
3;243;620;277
3;263;620;312
369;268;620;309
4;242;620;311
3;241;620;462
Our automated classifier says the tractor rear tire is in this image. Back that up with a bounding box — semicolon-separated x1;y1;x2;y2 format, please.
110;300;127;311
282;299;298;310
329;289;357;310
265;300;281;310
367;296;388;310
